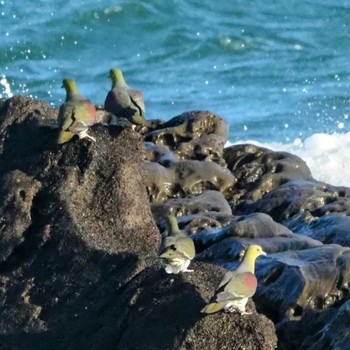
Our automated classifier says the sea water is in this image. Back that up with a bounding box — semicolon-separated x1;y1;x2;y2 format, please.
1;0;349;185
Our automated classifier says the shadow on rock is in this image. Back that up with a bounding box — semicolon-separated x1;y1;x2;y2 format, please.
0;247;144;350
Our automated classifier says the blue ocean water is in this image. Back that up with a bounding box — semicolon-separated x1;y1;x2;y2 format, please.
1;0;350;185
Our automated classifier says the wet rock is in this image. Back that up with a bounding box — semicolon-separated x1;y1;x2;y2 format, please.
308;215;350;247
0;97;277;350
152;191;234;243
180;213;234;235
145;141;178;167
278;299;350;350
193;213;320;254
145;111;228;164
144;160;236;202
241;179;350;225
223;144;312;207
198;235;322;260
255;245;350;322
224;144;312;185
151;190;232;219
224;213;294;238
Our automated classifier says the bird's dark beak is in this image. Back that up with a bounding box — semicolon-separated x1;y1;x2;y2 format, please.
61;84;64;88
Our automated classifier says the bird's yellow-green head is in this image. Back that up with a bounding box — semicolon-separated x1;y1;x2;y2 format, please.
244;245;266;260
62;79;80;100
109;68;126;87
238;244;266;274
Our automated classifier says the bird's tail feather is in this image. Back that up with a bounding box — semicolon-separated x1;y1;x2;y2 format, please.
58;131;74;144
201;302;225;314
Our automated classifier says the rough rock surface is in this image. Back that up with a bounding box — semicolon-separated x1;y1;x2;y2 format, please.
117;263;277;350
4;95;350;349
0;97;277;350
151;190;232;218
223;143;312;204
255;245;350;321
145;110;228;164
193;213;322;256
144;159;236;202
220;143;350;349
149;116;350;349
277;299;350;350
308;215;350;246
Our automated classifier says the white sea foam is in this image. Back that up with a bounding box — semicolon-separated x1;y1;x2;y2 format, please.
227;131;350;188
0;76;13;98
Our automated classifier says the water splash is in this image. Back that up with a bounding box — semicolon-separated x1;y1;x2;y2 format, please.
227;131;350;187
0;75;13;98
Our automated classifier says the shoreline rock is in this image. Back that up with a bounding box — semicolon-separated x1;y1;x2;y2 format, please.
0;97;277;350
1;95;350;349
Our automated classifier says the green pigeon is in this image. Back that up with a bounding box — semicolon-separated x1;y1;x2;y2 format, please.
104;68;146;125
57;79;97;144
159;213;196;274
201;244;266;315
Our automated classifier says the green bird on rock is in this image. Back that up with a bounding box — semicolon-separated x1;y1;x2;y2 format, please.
159;213;196;274
104;68;146;125
57;79;97;144
201;244;266;315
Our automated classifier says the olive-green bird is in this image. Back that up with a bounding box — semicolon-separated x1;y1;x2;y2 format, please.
201;244;266;315
159;213;196;274
57;79;97;144
104;68;146;125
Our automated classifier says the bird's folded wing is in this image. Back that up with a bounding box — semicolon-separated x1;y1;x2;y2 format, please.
114;89;133;109
129;89;145;116
218;271;234;289
175;237;195;259
215;290;240;302
224;272;258;298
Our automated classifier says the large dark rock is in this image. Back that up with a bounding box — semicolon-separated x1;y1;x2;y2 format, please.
0;97;277;350
0;96;57;175
0;97;159;349
6;95;350;350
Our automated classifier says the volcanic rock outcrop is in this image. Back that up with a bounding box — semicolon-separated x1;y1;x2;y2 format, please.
0;97;277;350
2;96;350;349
